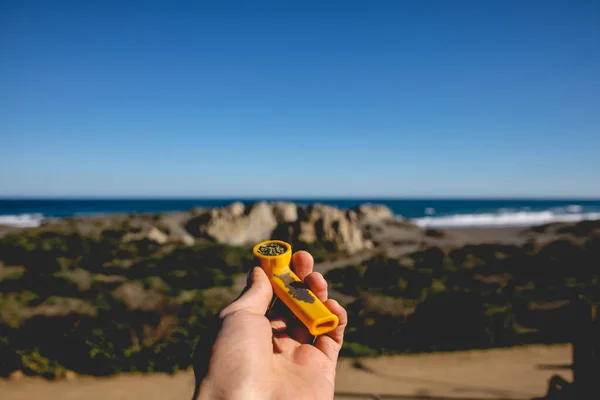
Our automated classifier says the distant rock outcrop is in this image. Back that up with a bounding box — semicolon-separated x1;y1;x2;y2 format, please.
0;201;419;254
353;203;394;222
186;201;279;246
272;201;298;223
184;202;399;253
122;226;169;244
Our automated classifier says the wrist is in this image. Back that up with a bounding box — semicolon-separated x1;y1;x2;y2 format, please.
196;378;263;400
195;378;217;400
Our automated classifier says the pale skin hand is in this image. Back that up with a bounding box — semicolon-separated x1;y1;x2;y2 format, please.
193;251;348;400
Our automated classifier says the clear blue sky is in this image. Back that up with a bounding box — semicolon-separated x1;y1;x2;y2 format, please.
1;0;599;198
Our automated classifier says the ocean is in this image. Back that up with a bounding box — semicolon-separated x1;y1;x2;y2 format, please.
1;198;600;229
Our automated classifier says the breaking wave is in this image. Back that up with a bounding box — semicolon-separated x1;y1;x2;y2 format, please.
0;213;45;228
412;209;600;228
1;203;599;230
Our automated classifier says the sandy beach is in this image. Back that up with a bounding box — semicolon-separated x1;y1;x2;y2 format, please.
0;344;571;400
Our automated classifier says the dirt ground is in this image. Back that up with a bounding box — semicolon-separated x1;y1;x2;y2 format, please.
0;344;572;400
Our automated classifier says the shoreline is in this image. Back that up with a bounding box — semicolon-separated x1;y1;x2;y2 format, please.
1;204;596;249
1;200;598;264
2;199;600;231
2;210;599;230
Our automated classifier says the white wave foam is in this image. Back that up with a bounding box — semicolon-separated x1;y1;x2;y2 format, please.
412;211;600;228
0;213;45;228
552;204;583;214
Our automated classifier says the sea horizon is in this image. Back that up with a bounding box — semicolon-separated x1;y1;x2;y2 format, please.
2;195;600;200
2;197;600;229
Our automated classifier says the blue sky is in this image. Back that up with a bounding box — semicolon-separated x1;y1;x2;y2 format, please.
1;0;599;198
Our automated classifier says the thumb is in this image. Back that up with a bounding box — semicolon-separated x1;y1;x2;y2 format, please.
219;267;273;318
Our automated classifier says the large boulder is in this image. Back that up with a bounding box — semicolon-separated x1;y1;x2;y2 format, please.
147;227;169;244
122;225;169;244
28;296;98;318
242;201;279;244
290;204;371;254
272;202;298;223
186;201;278;246
111;282;169;312
353;203;394;222
156;213;195;245
227;201;245;217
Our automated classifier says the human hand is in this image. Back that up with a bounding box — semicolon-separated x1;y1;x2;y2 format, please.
192;251;348;400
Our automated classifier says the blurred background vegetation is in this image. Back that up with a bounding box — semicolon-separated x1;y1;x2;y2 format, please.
1;221;599;379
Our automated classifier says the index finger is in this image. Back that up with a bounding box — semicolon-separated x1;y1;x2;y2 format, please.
290;250;314;281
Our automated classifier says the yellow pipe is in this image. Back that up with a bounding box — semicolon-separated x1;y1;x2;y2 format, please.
253;240;339;336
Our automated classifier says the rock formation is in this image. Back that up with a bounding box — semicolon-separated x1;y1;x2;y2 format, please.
184;202;396;253
0;201;407;254
353;203;394;221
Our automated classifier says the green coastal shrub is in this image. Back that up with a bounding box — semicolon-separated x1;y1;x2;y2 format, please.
1;223;598;378
0;231;260;378
324;264;363;296
341;341;379;357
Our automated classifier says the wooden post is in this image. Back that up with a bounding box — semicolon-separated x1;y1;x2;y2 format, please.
572;297;599;400
591;303;599;399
